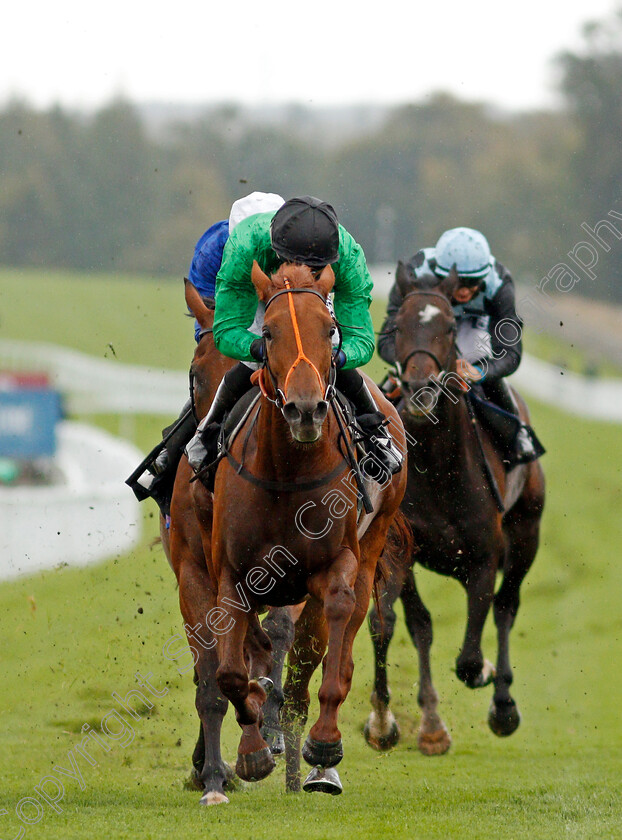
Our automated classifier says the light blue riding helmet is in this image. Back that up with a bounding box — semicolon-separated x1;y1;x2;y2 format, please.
434;227;492;282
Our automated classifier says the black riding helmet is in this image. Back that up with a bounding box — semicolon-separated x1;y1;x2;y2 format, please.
270;196;340;268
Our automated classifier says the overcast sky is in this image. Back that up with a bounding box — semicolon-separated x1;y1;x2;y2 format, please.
2;1;617;112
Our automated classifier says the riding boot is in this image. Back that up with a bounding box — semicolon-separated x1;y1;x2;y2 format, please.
336;368;403;475
126;399;197;517
480;378;543;465
185;362;254;475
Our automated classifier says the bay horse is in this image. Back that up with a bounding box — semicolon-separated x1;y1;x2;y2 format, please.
169;261;407;803
364;264;545;755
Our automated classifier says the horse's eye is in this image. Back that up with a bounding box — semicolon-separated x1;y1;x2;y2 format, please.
330;325;337;337
262;328;272;341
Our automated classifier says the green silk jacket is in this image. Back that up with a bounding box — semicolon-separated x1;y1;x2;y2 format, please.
212;212;375;369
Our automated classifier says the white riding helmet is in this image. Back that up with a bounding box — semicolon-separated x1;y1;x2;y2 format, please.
229;191;285;231
434;227;492;282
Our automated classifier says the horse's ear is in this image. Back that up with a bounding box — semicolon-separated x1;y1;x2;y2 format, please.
395;260;416;298
251;260;272;301
438;264;460;299
315;264;335;298
184;279;213;331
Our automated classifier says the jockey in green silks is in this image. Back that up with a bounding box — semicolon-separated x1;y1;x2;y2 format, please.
185;195;403;479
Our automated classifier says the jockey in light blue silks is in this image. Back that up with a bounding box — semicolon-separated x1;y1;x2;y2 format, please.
378;227;541;464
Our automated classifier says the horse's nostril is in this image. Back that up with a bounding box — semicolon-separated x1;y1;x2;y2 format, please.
313;401;329;423
282;402;302;423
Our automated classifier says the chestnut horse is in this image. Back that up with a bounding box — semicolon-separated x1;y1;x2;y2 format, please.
169;261;407;803
160;295;300;801
364;265;545;755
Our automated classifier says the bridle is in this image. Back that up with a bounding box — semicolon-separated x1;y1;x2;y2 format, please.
257;279;338;412
394;289;457;382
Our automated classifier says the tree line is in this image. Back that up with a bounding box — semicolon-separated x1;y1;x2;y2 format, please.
1;7;621;301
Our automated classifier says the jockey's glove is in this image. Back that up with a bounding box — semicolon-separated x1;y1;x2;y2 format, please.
250;338;265;362
334;349;347;369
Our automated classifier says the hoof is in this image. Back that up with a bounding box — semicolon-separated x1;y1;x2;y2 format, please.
364;717;400;751
459;659;496;689
488;699;521;737
262;726;285;756
302;736;343;768
417;725;452;756
303;765;343;795
235;747;276;782
199;790;229;806
257;676;274;695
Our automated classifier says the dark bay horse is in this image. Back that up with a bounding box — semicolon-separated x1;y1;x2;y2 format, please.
364;265;545;756
168;263;407;803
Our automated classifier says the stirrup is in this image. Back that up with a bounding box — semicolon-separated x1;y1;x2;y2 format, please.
511;426;542;465
355;413;403;476
368;432;403;476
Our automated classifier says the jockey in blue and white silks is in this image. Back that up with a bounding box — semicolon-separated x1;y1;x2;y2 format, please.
379;227;540;464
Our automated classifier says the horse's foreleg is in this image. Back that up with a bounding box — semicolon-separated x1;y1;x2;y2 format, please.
364;569;405;751
304;547;360;763
260;605;300;755
215;582;274;783
280;598;327;792
490;493;542;736
456;559;497;689
401;568;451;755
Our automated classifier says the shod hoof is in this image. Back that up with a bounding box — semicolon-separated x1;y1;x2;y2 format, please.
262;726;285;756
303;765;343;795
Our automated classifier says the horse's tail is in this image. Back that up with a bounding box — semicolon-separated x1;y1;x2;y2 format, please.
373;509;415;616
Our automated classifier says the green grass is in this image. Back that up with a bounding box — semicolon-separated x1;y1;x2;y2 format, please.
524;328;622;379
0;268;621;838
0;266;196;370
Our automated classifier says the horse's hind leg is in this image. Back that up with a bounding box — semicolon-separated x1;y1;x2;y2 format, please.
490;472;544;736
364;566;406;751
400;568;452;755
281;598;327;793
177;567;231;805
260;606;298;755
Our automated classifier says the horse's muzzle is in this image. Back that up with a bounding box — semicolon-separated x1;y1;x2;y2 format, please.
282;399;328;442
402;378;441;419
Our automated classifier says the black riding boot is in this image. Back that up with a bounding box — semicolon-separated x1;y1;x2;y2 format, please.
126;399;197;517
480;378;544;465
337;368;403;475
185;362;254;475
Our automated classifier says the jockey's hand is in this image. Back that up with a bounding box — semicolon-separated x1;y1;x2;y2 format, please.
456;358;484;383
334;349;347;369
